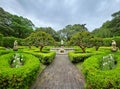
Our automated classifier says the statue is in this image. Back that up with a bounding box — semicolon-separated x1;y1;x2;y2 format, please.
13;40;18;51
61;40;64;45
59;40;65;53
111;40;117;52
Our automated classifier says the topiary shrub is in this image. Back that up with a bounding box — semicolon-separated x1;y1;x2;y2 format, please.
82;52;120;89
0;53;40;89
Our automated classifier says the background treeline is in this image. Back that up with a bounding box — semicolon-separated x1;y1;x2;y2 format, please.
0;7;120;48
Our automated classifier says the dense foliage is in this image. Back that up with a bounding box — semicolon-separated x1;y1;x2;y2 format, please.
58;24;88;41
36;27;60;41
92;10;120;38
0;33;3;46
0;7;34;38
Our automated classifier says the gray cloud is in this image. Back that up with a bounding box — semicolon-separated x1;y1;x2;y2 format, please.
0;0;120;31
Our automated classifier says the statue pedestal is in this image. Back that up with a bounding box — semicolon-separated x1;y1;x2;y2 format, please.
59;48;65;53
111;47;117;52
13;46;18;51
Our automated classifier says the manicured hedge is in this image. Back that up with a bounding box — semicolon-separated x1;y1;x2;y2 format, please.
0;53;40;89
68;52;92;63
0;50;13;56
2;37;23;48
40;52;56;65
103;36;120;48
82;52;120;89
23;50;56;65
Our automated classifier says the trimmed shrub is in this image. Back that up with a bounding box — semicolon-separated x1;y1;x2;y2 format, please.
40;52;56;65
0;53;40;89
0;50;13;56
2;37;23;48
23;50;56;65
42;46;51;53
103;38;112;46
82;52;120;89
68;52;92;63
0;46;5;50
3;37;17;48
103;36;120;48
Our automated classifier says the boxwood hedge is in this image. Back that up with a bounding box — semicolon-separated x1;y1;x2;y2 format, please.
0;53;40;89
68;52;92;63
82;52;120;89
23;50;56;65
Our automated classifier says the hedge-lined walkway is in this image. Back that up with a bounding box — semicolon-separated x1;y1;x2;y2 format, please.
31;54;85;89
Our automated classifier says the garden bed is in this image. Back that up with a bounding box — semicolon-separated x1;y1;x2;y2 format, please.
82;52;120;89
0;53;40;89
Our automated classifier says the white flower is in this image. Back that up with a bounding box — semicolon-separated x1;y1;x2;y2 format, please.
13;60;16;63
21;58;23;61
17;58;20;61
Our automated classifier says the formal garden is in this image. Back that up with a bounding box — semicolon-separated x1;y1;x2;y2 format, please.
1;7;120;89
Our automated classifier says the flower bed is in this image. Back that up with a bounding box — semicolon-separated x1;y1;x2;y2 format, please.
0;53;40;89
82;53;120;89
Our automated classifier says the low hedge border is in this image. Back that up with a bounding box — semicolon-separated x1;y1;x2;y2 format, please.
68;52;93;63
82;52;120;89
0;50;13;56
0;53;40;89
23;51;56;65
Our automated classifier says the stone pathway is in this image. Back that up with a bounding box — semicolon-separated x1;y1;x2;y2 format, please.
31;54;85;89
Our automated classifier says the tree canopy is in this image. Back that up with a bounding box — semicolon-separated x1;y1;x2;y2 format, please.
70;32;92;53
58;24;88;41
25;31;55;51
0;7;34;38
92;10;120;38
35;27;60;41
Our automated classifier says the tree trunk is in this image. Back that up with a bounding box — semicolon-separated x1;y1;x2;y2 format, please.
79;45;86;53
95;46;99;51
40;45;44;52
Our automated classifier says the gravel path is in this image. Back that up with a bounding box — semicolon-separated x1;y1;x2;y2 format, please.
31;54;85;89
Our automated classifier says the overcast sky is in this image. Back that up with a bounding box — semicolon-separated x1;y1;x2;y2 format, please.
0;0;120;31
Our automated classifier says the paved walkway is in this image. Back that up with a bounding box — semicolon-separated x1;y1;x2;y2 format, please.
31;54;85;89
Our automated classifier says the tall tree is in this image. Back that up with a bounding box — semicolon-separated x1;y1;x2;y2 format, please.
92;10;120;37
25;31;55;52
36;27;60;41
0;7;34;38
58;24;88;41
70;32;92;53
